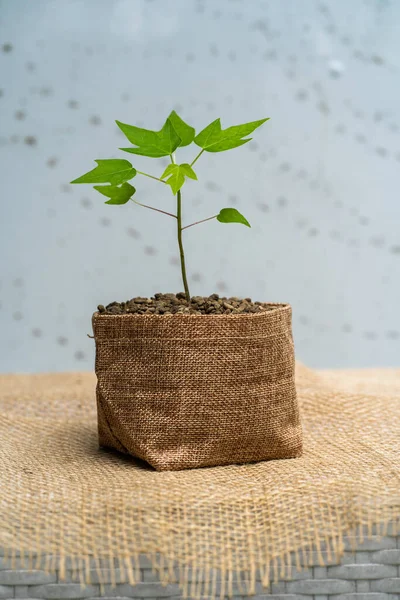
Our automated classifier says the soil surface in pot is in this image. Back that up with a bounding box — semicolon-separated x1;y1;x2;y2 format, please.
97;293;276;316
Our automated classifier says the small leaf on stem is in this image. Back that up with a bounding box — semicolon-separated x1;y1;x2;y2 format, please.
179;163;197;179
70;159;136;185
94;182;136;205
161;163;197;194
217;208;251;227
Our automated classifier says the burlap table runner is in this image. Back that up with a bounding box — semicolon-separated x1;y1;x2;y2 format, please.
0;363;399;598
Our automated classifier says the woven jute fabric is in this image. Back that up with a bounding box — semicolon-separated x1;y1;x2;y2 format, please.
0;363;399;598
92;305;302;471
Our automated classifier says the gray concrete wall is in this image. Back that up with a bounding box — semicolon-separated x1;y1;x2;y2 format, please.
1;0;400;372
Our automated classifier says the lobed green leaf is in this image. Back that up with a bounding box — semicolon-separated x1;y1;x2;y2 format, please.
94;182;136;205
205;138;250;153
216;208;251;227
179;163;197;179
120;146;169;158
222;118;269;138
117;117;181;158
168;110;195;146
193;118;221;150
160;164;176;179
70;159;136;185
161;163;198;194
194;117;269;153
116;123;160;147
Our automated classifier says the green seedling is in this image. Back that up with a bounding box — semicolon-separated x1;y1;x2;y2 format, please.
71;111;269;301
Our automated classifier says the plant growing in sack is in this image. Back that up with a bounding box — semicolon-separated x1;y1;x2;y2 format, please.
71;111;302;471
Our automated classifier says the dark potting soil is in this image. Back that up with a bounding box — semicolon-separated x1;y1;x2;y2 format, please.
97;293;276;316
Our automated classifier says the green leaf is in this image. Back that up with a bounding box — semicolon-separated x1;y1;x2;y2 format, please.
222;118;270;138
160;163;198;194
179;163;197;179
216;208;251;227
116;122;160;147
120;146;170;158
94;182;136;205
204;138;250;152
193;118;221;150
160;164;176;179
168;110;195;146
71;159;136;185
194;117;269;153
117;117;181;158
160;164;184;194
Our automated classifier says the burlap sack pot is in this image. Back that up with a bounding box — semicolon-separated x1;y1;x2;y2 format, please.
92;302;302;471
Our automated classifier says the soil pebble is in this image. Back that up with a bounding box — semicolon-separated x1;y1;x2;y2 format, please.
97;294;276;316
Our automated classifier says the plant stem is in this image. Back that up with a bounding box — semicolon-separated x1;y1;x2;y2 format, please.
131;199;176;219
182;214;218;231
176;189;190;301
136;170;167;184
190;149;204;167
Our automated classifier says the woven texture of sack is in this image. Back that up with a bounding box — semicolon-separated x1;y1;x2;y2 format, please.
0;363;399;598
92;304;302;470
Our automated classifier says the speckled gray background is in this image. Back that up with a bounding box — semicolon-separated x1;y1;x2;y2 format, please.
1;0;399;372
